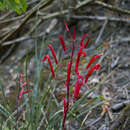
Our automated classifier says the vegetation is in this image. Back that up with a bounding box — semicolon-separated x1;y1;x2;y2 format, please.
0;0;27;14
0;0;130;130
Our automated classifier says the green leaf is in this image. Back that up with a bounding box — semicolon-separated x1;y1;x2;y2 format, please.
19;0;27;12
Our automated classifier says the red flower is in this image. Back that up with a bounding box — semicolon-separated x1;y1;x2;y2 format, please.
84;38;90;48
86;54;102;69
58;94;67;116
18;73;32;99
21;81;27;87
80;33;87;46
64;20;70;33
48;44;58;64
18;88;24;99
42;55;55;78
59;35;66;51
80;51;86;57
74;75;83;98
85;64;100;83
75;46;86;74
18;88;32;99
23;89;32;94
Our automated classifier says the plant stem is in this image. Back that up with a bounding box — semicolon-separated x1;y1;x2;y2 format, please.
63;39;75;130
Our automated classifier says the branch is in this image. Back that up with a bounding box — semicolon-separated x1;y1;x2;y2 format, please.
71;15;130;23
94;1;130;15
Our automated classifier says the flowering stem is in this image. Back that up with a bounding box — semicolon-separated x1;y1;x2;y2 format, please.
62;35;75;130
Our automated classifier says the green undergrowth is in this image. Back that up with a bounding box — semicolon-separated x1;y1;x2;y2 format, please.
0;0;27;14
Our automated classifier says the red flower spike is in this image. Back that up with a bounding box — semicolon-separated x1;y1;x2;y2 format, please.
23;89;32;94
21;82;27;87
18;88;24;99
75;54;80;74
20;73;24;78
85;64;101;83
42;55;55;78
66;62;71;86
48;44;58;64
74;75;83;98
84;38;90;48
75;47;83;74
73;26;76;41
59;35;66;51
86;54;102;69
18;89;32;99
58;94;66;116
80;33;87;46
81;51;86;57
64;20;70;32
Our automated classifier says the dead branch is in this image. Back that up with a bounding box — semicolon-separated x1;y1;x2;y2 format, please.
71;15;130;23
94;1;130;15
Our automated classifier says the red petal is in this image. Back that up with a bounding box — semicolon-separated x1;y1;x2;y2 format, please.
48;44;58;64
85;64;100;83
84;38;90;48
42;55;55;78
75;47;83;74
23;89;32;94
18;88;24;99
21;82;27;87
59;36;66;51
86;54;102;69
64;20;70;32
81;51;86;57
74;75;83;98
80;34;87;46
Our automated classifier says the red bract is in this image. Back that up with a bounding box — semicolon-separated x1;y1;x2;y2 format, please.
73;26;76;41
48;44;58;64
58;94;67;116
64;20;70;33
80;33;87;46
84;38;90;48
86;54;102;69
42;55;55;78
74;75;83;98
85;64;101;83
75;46;84;74
59;35;66;51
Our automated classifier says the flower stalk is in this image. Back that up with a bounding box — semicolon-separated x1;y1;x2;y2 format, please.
18;73;32;99
42;21;102;130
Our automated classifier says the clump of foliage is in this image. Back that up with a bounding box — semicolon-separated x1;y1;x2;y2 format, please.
42;21;102;129
0;0;27;14
0;21;105;130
